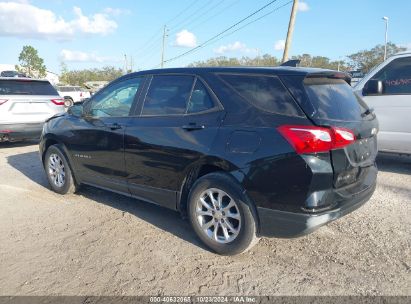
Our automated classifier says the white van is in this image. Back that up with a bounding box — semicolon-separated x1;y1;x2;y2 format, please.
0;77;65;142
354;51;411;155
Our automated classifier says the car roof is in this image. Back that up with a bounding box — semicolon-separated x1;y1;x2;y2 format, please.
0;77;49;82
394;51;411;56
123;66;341;78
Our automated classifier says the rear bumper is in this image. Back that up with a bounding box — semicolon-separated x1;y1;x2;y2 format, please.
0;122;43;141
257;180;376;238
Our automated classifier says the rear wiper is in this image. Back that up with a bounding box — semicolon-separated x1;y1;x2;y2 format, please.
361;108;374;117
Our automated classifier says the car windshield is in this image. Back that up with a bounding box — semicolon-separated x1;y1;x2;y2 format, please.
0;80;58;95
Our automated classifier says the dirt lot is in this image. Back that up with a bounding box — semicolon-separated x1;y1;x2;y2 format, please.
0;142;409;296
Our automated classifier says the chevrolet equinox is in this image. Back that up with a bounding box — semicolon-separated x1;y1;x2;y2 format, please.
40;67;378;255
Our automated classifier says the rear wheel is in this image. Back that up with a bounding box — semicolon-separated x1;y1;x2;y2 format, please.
44;145;77;194
64;97;73;107
188;172;259;255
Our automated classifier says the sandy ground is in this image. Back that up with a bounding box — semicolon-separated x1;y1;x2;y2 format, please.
0;142;409;296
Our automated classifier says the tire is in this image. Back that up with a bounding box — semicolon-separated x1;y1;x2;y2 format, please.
64;97;74;107
188;172;259;255
44;144;77;195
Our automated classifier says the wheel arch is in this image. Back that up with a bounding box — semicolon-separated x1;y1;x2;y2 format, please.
177;158;261;234
42;137;80;185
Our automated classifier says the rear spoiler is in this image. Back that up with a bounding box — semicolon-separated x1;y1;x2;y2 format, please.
305;71;352;85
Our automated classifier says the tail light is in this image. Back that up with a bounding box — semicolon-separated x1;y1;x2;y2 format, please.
51;98;64;105
278;125;355;154
0;99;8;105
80;92;83;98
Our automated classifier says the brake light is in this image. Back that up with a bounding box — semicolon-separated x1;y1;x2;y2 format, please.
278;125;355;154
51;98;64;105
0;99;8;105
80;92;83;97
332;127;355;149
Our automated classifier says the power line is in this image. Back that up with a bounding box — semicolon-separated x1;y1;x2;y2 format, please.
215;0;292;43
133;1;205;59
168;0;231;36
163;0;280;65
165;0;199;26
188;0;241;32
168;1;218;32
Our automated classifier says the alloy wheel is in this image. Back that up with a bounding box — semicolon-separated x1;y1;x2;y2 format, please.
195;188;241;244
48;153;66;188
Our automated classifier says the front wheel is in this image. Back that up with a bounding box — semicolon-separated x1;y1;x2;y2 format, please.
188;172;259;255
44;145;77;194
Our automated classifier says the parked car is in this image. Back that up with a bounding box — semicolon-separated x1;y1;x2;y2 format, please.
56;85;91;107
84;81;108;95
39;67;378;255
0;70;28;78
0;77;65;142
348;70;364;87
354;51;411;154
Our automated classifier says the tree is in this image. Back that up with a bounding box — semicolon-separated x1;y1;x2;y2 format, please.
59;61;69;84
291;54;350;71
59;66;124;86
15;45;47;78
347;42;406;73
188;54;279;67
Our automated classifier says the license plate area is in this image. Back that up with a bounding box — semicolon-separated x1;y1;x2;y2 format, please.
346;136;377;166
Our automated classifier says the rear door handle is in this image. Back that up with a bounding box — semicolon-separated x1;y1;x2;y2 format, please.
181;123;205;131
107;123;122;130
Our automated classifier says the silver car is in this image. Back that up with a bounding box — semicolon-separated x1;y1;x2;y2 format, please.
0;77;65;142
354;51;411;155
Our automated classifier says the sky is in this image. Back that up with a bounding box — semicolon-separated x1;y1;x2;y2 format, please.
0;0;410;74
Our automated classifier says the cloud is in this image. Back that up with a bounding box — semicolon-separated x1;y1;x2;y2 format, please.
274;39;285;51
60;49;119;63
214;41;255;55
298;1;310;12
174;30;197;48
103;7;131;16
0;2;118;40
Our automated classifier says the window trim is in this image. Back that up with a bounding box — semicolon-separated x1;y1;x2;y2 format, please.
85;75;145;118
138;73;223;118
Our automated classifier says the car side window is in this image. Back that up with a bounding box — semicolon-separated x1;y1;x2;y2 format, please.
142;75;194;116
372;57;411;95
219;74;303;117
88;77;142;118
187;79;215;114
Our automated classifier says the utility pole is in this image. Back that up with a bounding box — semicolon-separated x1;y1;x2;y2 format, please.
382;16;389;61
161;25;168;68
130;55;133;72
282;0;299;63
124;54;127;74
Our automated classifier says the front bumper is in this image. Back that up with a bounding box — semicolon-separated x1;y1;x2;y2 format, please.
0;122;43;141
257;181;376;238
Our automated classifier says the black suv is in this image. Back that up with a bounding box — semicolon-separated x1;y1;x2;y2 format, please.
40;67;378;255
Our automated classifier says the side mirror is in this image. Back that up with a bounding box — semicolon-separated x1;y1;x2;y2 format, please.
363;79;384;96
67;104;84;117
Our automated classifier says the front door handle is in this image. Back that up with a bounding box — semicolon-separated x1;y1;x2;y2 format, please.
181;123;205;131
107;123;122;130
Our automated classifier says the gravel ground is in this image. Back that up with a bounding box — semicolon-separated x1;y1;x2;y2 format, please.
0;142;409;296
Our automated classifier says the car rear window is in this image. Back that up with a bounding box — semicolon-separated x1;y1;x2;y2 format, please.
303;78;368;121
0;80;58;95
219;74;304;117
